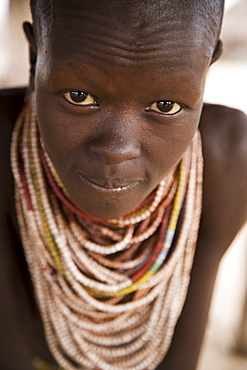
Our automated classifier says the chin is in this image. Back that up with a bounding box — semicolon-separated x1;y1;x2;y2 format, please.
65;179;151;221
72;198;137;221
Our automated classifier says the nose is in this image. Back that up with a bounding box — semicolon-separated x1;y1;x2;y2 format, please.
88;114;141;164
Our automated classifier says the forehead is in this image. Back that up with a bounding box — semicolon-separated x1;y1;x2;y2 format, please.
36;0;212;87
38;0;212;53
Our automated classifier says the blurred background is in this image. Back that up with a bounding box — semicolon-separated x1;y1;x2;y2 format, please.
0;0;247;369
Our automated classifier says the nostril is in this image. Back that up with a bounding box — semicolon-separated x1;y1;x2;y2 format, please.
89;136;141;164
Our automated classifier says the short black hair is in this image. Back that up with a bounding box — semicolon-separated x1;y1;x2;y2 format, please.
30;0;225;52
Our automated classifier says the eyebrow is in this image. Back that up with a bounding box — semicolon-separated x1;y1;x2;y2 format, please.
45;55;204;108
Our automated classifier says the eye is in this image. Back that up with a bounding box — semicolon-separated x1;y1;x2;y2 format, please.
63;91;97;106
147;101;181;115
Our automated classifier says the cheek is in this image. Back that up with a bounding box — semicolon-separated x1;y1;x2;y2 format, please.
35;91;89;165
145;113;201;179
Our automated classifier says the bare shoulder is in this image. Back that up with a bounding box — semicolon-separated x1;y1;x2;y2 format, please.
0;87;26;196
199;103;247;254
0;87;26;129
200;103;247;177
0;87;26;144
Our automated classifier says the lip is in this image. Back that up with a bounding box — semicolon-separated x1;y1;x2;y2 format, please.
76;171;141;192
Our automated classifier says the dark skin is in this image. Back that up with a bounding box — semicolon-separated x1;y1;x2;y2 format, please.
0;1;247;369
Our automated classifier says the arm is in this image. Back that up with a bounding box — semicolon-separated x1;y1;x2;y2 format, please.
159;104;247;370
0;89;34;370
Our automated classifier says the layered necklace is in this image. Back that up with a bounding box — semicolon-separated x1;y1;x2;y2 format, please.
11;91;203;370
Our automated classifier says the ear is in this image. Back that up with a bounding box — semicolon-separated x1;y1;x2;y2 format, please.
23;22;37;90
210;39;223;65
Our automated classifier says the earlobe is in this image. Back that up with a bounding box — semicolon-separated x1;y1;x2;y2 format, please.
23;22;37;89
210;40;223;65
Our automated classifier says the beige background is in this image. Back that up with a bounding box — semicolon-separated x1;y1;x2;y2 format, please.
0;0;247;369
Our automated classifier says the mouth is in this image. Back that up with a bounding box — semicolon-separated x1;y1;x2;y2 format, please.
76;171;141;192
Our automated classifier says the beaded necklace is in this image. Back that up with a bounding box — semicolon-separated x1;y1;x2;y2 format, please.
11;91;203;370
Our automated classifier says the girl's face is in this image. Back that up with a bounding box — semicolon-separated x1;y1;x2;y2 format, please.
33;2;210;220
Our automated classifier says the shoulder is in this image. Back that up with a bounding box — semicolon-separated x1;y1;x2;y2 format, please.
0;87;26;209
199;103;247;253
0;87;26;125
200;103;247;156
0;87;26;143
200;103;247;179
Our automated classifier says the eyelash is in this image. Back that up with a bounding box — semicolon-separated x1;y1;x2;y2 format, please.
62;91;98;106
146;101;182;116
62;91;182;116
